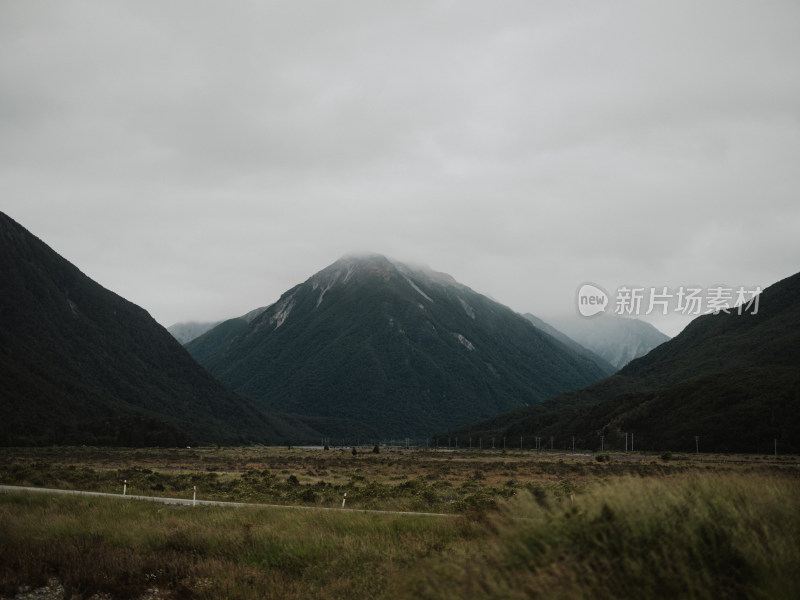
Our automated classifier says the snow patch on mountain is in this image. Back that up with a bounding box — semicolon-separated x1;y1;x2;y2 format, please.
269;293;296;329
458;297;475;319
455;333;475;351
405;277;433;302
314;281;335;307
342;263;356;283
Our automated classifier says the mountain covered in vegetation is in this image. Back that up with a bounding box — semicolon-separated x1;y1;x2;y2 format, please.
168;306;268;345
166;320;222;344
187;254;612;440
522;313;616;374
448;271;800;453
0;212;314;446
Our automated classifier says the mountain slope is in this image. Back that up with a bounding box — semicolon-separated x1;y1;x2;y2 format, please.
187;254;611;439
169;307;267;345
179;306;269;364
0;212;313;446
545;313;670;368
522;313;616;375
167;321;222;344
447;271;800;453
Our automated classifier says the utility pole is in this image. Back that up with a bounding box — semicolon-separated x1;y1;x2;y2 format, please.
625;432;628;453
631;433;634;453
695;436;699;454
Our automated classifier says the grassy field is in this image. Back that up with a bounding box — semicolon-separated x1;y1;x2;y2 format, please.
1;446;798;599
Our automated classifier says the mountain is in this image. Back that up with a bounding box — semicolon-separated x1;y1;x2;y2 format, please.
186;254;612;440
0;212;313;446
544;313;670;369
167;321;222;344
176;306;269;364
168;307;267;345
447;271;800;453
522;313;616;375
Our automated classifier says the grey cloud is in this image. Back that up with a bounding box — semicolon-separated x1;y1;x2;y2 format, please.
1;0;798;335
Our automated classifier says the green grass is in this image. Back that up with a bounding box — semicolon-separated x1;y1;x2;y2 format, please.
2;472;798;599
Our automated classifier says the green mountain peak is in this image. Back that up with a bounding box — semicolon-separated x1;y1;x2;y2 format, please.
187;254;611;440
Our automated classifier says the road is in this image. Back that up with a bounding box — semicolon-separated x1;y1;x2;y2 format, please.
0;484;453;518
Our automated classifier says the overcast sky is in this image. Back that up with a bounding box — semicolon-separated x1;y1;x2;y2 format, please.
2;0;798;337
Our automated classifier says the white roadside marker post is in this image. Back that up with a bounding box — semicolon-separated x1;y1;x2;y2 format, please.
123;480;127;496
193;486;197;506
342;493;347;508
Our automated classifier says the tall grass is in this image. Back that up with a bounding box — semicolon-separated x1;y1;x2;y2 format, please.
414;473;800;600
0;491;478;599
1;472;798;599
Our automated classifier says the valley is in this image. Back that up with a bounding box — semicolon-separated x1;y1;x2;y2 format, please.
1;445;796;512
2;210;799;598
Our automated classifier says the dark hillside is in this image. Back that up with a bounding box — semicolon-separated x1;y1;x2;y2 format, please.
0;212;313;446
447;271;800;453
